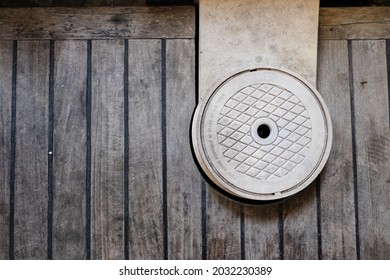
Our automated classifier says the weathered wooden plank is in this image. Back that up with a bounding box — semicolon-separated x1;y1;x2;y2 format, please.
317;40;356;259
127;39;163;259
244;205;280;260
352;40;390;259
282;187;318;259
14;41;49;259
0;0;53;7
0;7;195;40
166;39;202;259
0;0;194;7
91;40;125;260
0;41;13;260
206;188;241;259
52;40;87;259
319;7;390;40
85;0;149;5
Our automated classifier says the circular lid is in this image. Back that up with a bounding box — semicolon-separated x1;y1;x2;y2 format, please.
192;68;332;200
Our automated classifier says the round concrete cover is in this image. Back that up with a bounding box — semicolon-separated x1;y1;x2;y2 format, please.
192;68;332;200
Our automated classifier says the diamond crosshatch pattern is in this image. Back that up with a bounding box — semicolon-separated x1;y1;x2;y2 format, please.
217;83;312;180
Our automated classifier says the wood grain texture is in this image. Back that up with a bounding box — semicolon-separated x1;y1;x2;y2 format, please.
319;7;390;40
317;40;356;259
127;39;163;259
1;0;390;7
244;205;280;259
282;186;318;259
0;0;53;7
0;0;194;7
0;7;195;40
206;188;241;259
0;41;12;260
166;39;202;259
84;0;149;5
352;40;390;259
14;41;49;259
53;40;87;259
91;40;125;260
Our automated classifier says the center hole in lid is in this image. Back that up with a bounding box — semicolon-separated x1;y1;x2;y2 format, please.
257;124;271;139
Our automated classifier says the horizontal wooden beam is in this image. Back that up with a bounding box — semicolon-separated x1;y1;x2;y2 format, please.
0;6;195;40
319;7;390;40
0;6;387;41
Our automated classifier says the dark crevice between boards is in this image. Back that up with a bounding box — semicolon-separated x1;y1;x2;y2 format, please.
193;1;208;261
161;38;168;260
194;0;200;105
240;206;245;260
188;99;207;260
9;40;17;260
347;40;361;260
201;179;207;260
386;39;390;126
278;203;284;260
85;39;92;260
123;39;130;260
47;40;55;260
316;176;323;260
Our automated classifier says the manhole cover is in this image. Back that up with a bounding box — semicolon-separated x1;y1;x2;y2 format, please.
192;68;332;200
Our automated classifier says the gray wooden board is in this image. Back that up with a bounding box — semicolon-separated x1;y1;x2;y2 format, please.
84;0;150;5
352;40;390;259
14;41;49;259
1;6;389;40
166;39;202;259
53;40;87;259
91;40;125;259
317;40;357;259
0;7;195;40
206;188;241;259
0;41;12;260
128;39;164;259
244;204;280;259
282;187;318;259
319;7;390;40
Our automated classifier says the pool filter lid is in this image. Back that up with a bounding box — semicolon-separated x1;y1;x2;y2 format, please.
192;67;332;201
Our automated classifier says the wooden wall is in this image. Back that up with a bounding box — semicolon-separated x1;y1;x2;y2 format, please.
0;6;389;260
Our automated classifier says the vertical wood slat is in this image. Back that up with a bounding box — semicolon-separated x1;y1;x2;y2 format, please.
14;41;49;259
206;188;241;259
91;40;125;259
317;40;357;259
282;187;318;259
244;205;280;259
352;40;390;259
0;41;12;260
166;39;202;259
128;39;164;259
53;40;87;259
